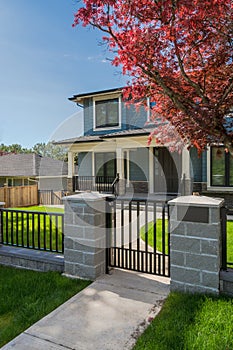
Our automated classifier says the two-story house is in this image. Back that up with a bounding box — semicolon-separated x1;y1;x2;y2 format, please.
56;87;188;197
56;87;233;205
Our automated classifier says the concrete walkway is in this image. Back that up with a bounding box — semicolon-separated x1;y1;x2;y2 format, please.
2;269;170;350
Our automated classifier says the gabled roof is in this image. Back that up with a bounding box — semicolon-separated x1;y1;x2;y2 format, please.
69;87;123;105
0;153;68;177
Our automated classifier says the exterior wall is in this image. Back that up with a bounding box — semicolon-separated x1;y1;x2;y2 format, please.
129;148;149;181
190;148;208;193
78;152;92;176
38;177;68;191
126;103;147;129
0;246;64;272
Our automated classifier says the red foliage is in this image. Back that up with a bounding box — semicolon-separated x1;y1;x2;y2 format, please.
73;0;233;153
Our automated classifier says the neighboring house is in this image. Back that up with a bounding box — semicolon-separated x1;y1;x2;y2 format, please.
0;153;70;191
56;87;233;205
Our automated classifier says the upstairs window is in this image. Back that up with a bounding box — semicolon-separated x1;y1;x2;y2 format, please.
211;146;233;186
94;97;120;129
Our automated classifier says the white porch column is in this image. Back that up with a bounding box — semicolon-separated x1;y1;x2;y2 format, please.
116;147;124;179
68;151;75;178
181;147;192;195
116;147;125;195
126;150;130;187
149;147;154;193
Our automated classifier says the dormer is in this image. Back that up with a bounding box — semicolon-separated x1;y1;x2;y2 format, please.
69;87;148;136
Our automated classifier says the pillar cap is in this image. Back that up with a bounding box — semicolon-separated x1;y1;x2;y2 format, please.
168;195;224;208
62;191;114;202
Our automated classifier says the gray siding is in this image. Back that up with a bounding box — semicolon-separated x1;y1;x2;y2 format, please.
129;148;149;181
38;177;67;191
78;152;92;176
190;148;207;182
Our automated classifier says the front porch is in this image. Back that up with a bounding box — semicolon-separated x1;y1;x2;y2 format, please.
66;133;193;197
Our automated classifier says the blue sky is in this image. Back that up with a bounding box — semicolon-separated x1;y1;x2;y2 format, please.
0;0;126;148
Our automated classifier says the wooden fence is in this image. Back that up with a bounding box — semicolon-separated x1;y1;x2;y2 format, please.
38;190;66;206
0;185;38;208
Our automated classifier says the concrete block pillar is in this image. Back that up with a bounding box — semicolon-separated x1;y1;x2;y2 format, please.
0;202;5;245
169;195;224;294
63;192;112;280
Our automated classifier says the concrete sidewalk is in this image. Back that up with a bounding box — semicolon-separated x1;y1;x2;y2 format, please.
2;269;170;350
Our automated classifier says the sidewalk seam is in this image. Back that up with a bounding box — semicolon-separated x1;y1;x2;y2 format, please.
24;332;75;350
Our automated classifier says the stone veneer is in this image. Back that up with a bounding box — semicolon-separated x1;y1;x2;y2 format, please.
63;192;112;280
169;195;224;294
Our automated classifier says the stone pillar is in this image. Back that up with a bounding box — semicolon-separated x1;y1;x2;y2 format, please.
0;202;5;245
169;195;224;294
63;192;112;280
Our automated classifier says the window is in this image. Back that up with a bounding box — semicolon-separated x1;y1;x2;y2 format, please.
95;152;116;178
94;98;120;129
211;147;233;186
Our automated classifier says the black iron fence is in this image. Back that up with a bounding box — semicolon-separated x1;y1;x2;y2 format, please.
221;207;233;270
0;208;64;253
73;175;119;195
106;197;170;276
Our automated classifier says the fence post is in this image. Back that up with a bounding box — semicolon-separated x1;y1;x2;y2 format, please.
0;202;5;244
169;195;224;294
62;192;113;280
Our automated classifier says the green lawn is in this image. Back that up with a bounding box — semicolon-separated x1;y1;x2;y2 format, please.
15;205;64;213
2;206;64;252
0;266;91;347
141;219;233;266
133;292;233;350
140;219;169;255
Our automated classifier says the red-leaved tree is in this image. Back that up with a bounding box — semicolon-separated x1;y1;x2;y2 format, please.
73;0;233;153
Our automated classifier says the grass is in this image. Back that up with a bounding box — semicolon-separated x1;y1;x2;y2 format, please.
2;206;64;252
140;219;169;255
15;205;64;213
0;266;91;347
227;221;233;266
133;292;233;350
141;219;233;266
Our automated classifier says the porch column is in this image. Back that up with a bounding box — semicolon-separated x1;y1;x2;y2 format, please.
149;147;154;194
181;147;192;195
68;151;76;193
116;147;125;195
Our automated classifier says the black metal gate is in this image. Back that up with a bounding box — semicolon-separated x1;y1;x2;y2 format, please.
106;197;170;277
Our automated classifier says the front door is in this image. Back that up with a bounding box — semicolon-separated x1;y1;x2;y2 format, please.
154;148;181;194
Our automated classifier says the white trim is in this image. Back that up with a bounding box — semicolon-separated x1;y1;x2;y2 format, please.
92;152;95;177
35;175;68;179
93;94;122;131
207;145;233;191
149;147;154;193
207;186;233;192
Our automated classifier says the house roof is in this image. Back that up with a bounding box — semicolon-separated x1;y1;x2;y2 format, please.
54;135;104;145
0;153;69;177
55;127;154;146
69;87;123;104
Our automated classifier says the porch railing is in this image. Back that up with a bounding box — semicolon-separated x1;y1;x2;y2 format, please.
73;175;119;195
